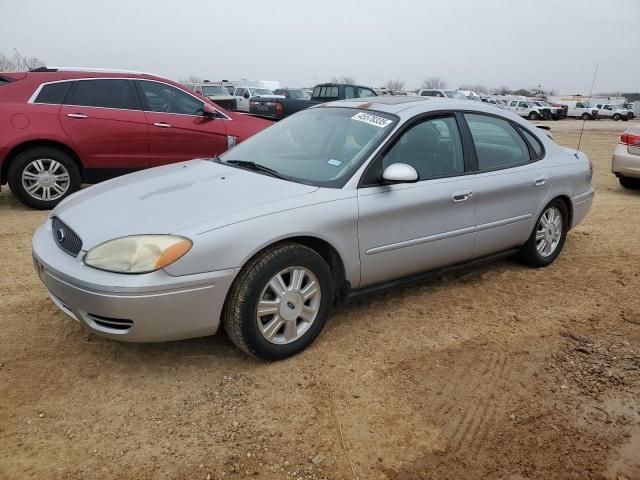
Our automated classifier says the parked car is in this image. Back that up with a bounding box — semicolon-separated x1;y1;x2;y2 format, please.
233;86;283;112
557;100;599;120
184;82;238;111
417;89;468;100
480;97;508;109
32;97;594;360
506;99;544;120
249;83;377;120
594;103;630;121
531;100;566;120
612;125;640;188
0;68;272;209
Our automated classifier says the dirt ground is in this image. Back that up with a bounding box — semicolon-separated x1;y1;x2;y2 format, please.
1;119;639;480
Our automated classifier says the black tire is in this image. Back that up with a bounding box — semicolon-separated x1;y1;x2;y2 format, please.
581;112;591;120
622;116;629;121
519;199;569;268
528;111;540;120
613;113;621;121
7;147;81;210
619;176;640;189
223;242;334;360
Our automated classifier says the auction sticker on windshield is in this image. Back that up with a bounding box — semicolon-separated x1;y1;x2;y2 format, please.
351;112;393;128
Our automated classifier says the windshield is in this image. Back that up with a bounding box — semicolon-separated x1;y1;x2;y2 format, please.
251;88;274;96
288;89;311;99
445;91;468;100
219;107;398;187
201;86;228;96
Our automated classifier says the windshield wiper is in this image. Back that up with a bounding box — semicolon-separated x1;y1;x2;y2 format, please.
222;159;288;180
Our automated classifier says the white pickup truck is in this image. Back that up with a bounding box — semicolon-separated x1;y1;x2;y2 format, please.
506;99;544;120
595;103;630;121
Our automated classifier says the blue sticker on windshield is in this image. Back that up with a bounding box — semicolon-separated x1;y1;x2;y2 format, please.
328;159;342;166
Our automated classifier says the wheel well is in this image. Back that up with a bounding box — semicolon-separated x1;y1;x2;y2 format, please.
555;195;573;229
252;236;349;304
1;140;83;184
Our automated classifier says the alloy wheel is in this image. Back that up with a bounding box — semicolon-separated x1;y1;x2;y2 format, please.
256;266;321;345
21;159;71;201
535;207;563;257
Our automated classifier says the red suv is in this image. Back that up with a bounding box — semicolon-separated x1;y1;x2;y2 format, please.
0;68;273;209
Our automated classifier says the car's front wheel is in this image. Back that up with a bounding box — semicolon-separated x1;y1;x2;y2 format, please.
528;111;540;120
7;147;81;210
520;199;568;268
581;112;591;120
223;242;334;360
613;113;621;121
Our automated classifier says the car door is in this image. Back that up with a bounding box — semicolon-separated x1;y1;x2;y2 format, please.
58;78;149;170
463;113;551;257
357;114;476;286
234;87;250;111
136;80;229;167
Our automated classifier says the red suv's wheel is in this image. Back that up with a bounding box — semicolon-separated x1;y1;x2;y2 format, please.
7;147;81;210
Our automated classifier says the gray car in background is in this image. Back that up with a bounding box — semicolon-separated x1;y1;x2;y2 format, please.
32;97;594;360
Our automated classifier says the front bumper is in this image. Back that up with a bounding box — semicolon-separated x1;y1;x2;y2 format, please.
32;221;238;342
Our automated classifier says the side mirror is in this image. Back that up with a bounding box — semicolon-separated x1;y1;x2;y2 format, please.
382;163;419;184
244;92;250;99
202;103;221;118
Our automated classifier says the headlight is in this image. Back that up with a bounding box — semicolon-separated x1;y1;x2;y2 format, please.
84;235;192;274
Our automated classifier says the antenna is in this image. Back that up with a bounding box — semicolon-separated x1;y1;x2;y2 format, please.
577;64;598;155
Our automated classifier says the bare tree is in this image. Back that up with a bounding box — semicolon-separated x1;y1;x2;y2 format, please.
421;76;447;89
0;49;45;72
330;76;356;84
492;86;511;95
384;79;405;94
178;75;202;85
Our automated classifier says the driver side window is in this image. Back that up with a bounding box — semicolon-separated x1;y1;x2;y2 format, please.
382;116;464;180
138;81;203;115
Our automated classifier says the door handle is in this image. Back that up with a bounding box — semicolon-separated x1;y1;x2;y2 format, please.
533;175;547;187
451;191;473;203
153;122;172;128
67;113;87;119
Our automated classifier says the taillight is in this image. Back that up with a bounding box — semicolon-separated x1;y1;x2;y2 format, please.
275;102;283;117
588;156;593;176
620;132;640;146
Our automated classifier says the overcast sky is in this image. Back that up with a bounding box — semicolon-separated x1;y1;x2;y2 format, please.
2;0;638;93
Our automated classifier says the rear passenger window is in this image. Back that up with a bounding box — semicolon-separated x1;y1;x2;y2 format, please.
345;86;356;99
67;79;139;110
34;82;72;104
382;116;464;179
518;127;544;159
464;114;530;171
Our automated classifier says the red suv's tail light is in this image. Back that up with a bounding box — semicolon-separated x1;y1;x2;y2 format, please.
275;102;283;117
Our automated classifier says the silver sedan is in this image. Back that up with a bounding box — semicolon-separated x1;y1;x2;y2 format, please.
32;97;595;360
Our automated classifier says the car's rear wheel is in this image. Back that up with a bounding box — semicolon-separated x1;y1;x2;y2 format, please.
520;199;568;268
613;113;621;121
7;147;81;210
619;176;640;189
223;242;334;360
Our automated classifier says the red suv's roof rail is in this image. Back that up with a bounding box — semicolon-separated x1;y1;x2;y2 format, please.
30;66;158;76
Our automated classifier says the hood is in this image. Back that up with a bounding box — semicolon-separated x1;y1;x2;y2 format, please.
53;160;318;250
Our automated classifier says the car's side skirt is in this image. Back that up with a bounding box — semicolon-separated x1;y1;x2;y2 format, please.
347;248;520;300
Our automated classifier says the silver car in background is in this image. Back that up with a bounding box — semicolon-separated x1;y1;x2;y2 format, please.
32;97;594;360
612;125;640;189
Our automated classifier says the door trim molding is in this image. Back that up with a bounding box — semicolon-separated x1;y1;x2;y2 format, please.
365;214;532;255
